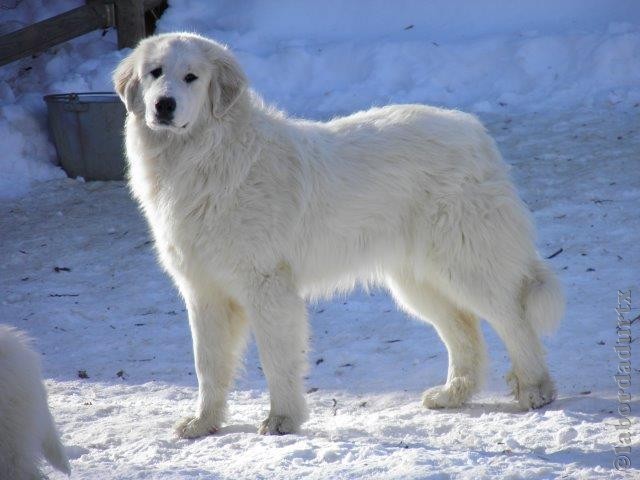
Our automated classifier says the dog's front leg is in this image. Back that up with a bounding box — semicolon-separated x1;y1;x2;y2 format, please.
175;287;248;438
246;268;309;435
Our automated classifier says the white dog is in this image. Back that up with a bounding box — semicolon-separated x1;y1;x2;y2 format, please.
0;325;70;478
114;33;564;437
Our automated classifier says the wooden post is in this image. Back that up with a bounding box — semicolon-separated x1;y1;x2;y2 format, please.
114;0;146;49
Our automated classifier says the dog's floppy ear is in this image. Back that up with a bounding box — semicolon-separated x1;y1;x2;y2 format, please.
209;50;247;118
113;53;140;114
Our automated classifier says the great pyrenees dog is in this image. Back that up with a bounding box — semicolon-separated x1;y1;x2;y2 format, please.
0;325;70;478
114;33;564;437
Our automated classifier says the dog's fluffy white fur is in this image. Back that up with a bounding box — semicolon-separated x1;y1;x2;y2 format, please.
114;33;565;437
0;325;70;478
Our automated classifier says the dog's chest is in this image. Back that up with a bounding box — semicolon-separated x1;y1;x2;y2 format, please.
134;167;244;280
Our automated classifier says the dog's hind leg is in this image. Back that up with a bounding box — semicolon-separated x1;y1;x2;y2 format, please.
422;256;558;410
387;271;486;408
478;293;556;410
175;286;249;438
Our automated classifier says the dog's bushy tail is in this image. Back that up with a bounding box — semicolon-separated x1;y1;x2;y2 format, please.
42;411;70;475
523;259;565;336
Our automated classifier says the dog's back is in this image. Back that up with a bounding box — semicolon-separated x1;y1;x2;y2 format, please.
0;325;70;479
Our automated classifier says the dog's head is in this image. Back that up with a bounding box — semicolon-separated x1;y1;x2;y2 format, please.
113;33;247;134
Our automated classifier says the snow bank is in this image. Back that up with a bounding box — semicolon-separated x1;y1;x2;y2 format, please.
157;0;640;117
1;0;639;199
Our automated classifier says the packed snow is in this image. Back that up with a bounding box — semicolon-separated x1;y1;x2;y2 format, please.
0;1;639;478
2;106;638;479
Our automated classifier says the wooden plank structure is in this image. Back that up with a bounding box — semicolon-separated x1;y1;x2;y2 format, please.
114;0;146;50
0;0;166;67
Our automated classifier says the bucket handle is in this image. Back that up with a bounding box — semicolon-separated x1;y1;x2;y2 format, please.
63;93;89;113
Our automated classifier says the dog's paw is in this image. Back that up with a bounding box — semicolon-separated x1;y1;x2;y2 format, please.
174;416;218;439
422;377;473;409
258;414;298;435
507;371;556;410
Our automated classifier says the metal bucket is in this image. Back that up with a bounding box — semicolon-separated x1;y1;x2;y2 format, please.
43;92;126;181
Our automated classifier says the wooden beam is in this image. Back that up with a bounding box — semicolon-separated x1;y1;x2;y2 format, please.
0;3;114;67
114;0;146;50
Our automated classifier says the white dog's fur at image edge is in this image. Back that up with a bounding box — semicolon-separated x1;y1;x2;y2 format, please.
0;325;70;478
113;32;565;437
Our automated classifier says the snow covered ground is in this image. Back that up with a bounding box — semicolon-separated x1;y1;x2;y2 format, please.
1;1;639;478
1;105;638;479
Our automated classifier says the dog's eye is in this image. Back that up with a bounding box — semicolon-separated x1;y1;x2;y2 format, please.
150;67;162;79
184;73;198;83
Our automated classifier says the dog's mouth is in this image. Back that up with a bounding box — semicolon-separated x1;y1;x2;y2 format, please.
149;118;189;132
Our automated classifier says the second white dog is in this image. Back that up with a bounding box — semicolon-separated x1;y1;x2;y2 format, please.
114;33;564;437
0;325;70;478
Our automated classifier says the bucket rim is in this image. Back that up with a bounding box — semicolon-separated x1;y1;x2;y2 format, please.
43;92;120;103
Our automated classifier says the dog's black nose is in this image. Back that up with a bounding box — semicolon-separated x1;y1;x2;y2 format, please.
155;96;176;120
